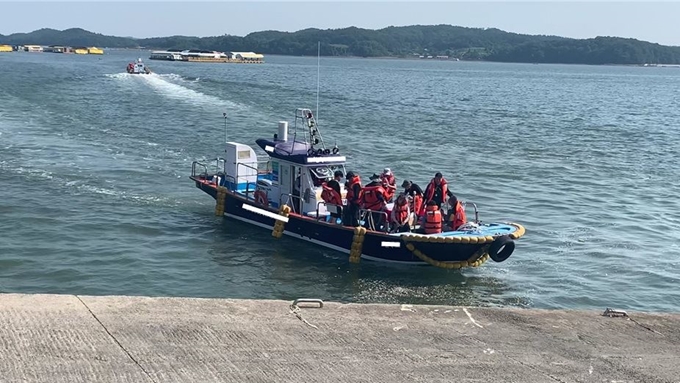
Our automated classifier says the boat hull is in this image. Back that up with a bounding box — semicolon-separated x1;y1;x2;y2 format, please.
193;178;523;266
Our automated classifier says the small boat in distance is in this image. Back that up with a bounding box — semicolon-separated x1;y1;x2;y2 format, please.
126;58;151;74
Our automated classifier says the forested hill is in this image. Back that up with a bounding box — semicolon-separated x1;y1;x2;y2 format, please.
3;25;680;65
0;28;138;48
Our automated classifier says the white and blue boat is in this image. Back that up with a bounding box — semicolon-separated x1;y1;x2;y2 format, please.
190;108;526;268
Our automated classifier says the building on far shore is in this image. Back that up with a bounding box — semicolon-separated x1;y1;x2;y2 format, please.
45;45;71;53
0;44;13;52
149;49;264;63
24;45;43;52
41;45;104;54
228;51;265;63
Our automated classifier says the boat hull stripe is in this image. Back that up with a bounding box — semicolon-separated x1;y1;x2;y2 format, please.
242;203;289;222
381;241;401;248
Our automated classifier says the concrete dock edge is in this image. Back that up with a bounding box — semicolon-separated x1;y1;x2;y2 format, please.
1;293;678;382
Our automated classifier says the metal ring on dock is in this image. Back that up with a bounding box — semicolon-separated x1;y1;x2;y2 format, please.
292;298;324;308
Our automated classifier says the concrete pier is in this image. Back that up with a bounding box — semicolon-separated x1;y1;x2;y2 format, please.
1;294;678;382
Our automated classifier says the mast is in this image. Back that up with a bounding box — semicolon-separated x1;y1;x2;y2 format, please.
223;112;228;150
316;41;320;126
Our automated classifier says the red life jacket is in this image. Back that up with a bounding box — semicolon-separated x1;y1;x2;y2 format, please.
345;175;362;205
424;205;442;234
424;178;448;204
412;194;424;217
321;182;342;205
449;201;467;230
391;198;410;225
361;184;386;211
381;174;396;200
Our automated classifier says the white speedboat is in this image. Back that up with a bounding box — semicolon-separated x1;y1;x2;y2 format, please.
126;58;151;74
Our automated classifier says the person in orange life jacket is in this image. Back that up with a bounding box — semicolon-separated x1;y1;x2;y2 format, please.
361;174;388;230
420;200;443;234
323;170;343;201
446;195;468;231
380;168;397;203
401;180;424;217
342;171;362;226
423;172;453;209
321;170;344;222
389;194;411;233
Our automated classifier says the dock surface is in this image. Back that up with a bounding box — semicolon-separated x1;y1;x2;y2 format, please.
1;293;678;382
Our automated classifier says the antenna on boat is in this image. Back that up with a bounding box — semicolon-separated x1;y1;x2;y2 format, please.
316;41;320;125
223;112;228;149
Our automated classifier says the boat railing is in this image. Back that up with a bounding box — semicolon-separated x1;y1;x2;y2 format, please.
191;161;208;178
236;162;261;199
359;209;390;233
191;158;225;178
462;201;480;223
223;175;237;190
315;201;342;221
280;194;303;214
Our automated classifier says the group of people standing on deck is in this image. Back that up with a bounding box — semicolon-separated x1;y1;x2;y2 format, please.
320;168;467;234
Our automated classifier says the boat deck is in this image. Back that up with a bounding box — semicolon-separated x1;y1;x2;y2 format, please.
195;172;524;240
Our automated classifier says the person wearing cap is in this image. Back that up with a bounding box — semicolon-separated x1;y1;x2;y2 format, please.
446;195;467;231
380;168;397;203
342;171;362;226
360;173;388;230
402;180;424;217
423;172;452;209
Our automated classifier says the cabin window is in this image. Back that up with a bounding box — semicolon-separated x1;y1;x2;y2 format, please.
237;150;250;159
272;161;279;182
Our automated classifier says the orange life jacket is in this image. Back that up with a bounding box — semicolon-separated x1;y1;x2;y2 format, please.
345;175;362;205
361;184;386;211
321;182;342;205
391;198;410;225
449;201;467;231
424;205;442;234
424;178;448;204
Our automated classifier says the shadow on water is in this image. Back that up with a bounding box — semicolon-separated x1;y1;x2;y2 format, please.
205;215;529;308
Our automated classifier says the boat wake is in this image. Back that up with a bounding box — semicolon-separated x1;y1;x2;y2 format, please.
104;73;134;79
105;72;198;82
3;161;183;208
139;73;244;110
156;73;200;83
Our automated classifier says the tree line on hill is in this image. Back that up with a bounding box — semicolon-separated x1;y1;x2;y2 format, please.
2;25;680;65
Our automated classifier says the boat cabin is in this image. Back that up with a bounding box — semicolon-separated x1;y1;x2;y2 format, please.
218;108;347;219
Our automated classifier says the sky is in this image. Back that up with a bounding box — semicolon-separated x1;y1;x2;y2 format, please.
1;1;679;46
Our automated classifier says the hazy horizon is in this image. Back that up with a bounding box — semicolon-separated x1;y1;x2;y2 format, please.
1;1;679;47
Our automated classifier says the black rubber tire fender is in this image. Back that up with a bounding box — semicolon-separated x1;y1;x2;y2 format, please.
488;235;515;263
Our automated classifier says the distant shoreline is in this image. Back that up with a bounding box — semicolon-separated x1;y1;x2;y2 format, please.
7;46;679;68
4;25;680;66
105;48;678;67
